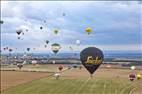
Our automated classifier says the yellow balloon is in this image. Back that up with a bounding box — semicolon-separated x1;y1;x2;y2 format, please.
85;27;92;34
137;74;142;80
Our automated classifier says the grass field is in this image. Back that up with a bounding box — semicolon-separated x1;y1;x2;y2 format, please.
1;64;142;94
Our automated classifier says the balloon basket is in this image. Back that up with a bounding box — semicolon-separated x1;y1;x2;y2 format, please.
90;74;93;78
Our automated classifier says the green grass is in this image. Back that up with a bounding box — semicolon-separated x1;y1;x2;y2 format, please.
2;77;138;94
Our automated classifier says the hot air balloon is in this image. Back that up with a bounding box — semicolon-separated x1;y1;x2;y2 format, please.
62;13;66;16
52;60;56;64
136;74;142;80
31;60;37;66
22;32;24;35
129;74;136;81
76;40;80;46
9;49;13;52
80;47;104;77
16;29;22;35
46;40;49;44
18;37;21;39
3;48;6;51
40;26;43;30
0;20;4;24
44;45;47;48
6;47;8;50
44;20;46;23
85;27;92;35
26;29;29;32
54;29;59;34
17;64;23;70
58;65;63;71
131;66;136;70
27;48;30;51
51;43;61;54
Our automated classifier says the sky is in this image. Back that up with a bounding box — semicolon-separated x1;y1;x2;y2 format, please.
1;1;142;53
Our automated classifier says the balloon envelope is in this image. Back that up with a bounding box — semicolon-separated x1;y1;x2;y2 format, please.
136;74;142;80
46;40;49;44
51;43;61;54
85;27;92;34
16;29;22;35
0;20;4;24
27;48;30;51
76;40;80;45
80;47;104;75
129;74;136;81
58;65;63;71
131;66;136;70
54;29;59;34
40;26;43;30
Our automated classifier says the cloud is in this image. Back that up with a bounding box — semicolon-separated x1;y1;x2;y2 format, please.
1;1;141;53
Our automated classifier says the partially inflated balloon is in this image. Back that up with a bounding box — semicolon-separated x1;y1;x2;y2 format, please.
51;43;61;54
80;47;104;77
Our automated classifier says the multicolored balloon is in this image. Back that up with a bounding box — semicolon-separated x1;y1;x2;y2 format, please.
51;43;61;54
129;74;136;81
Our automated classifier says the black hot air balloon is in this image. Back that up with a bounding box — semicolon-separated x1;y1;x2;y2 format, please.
46;40;49;44
40;26;43;30
16;29;22;35
9;49;13;52
80;47;104;77
0;20;4;24
27;48;30;51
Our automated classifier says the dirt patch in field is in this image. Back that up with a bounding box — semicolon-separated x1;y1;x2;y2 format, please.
0;71;53;91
